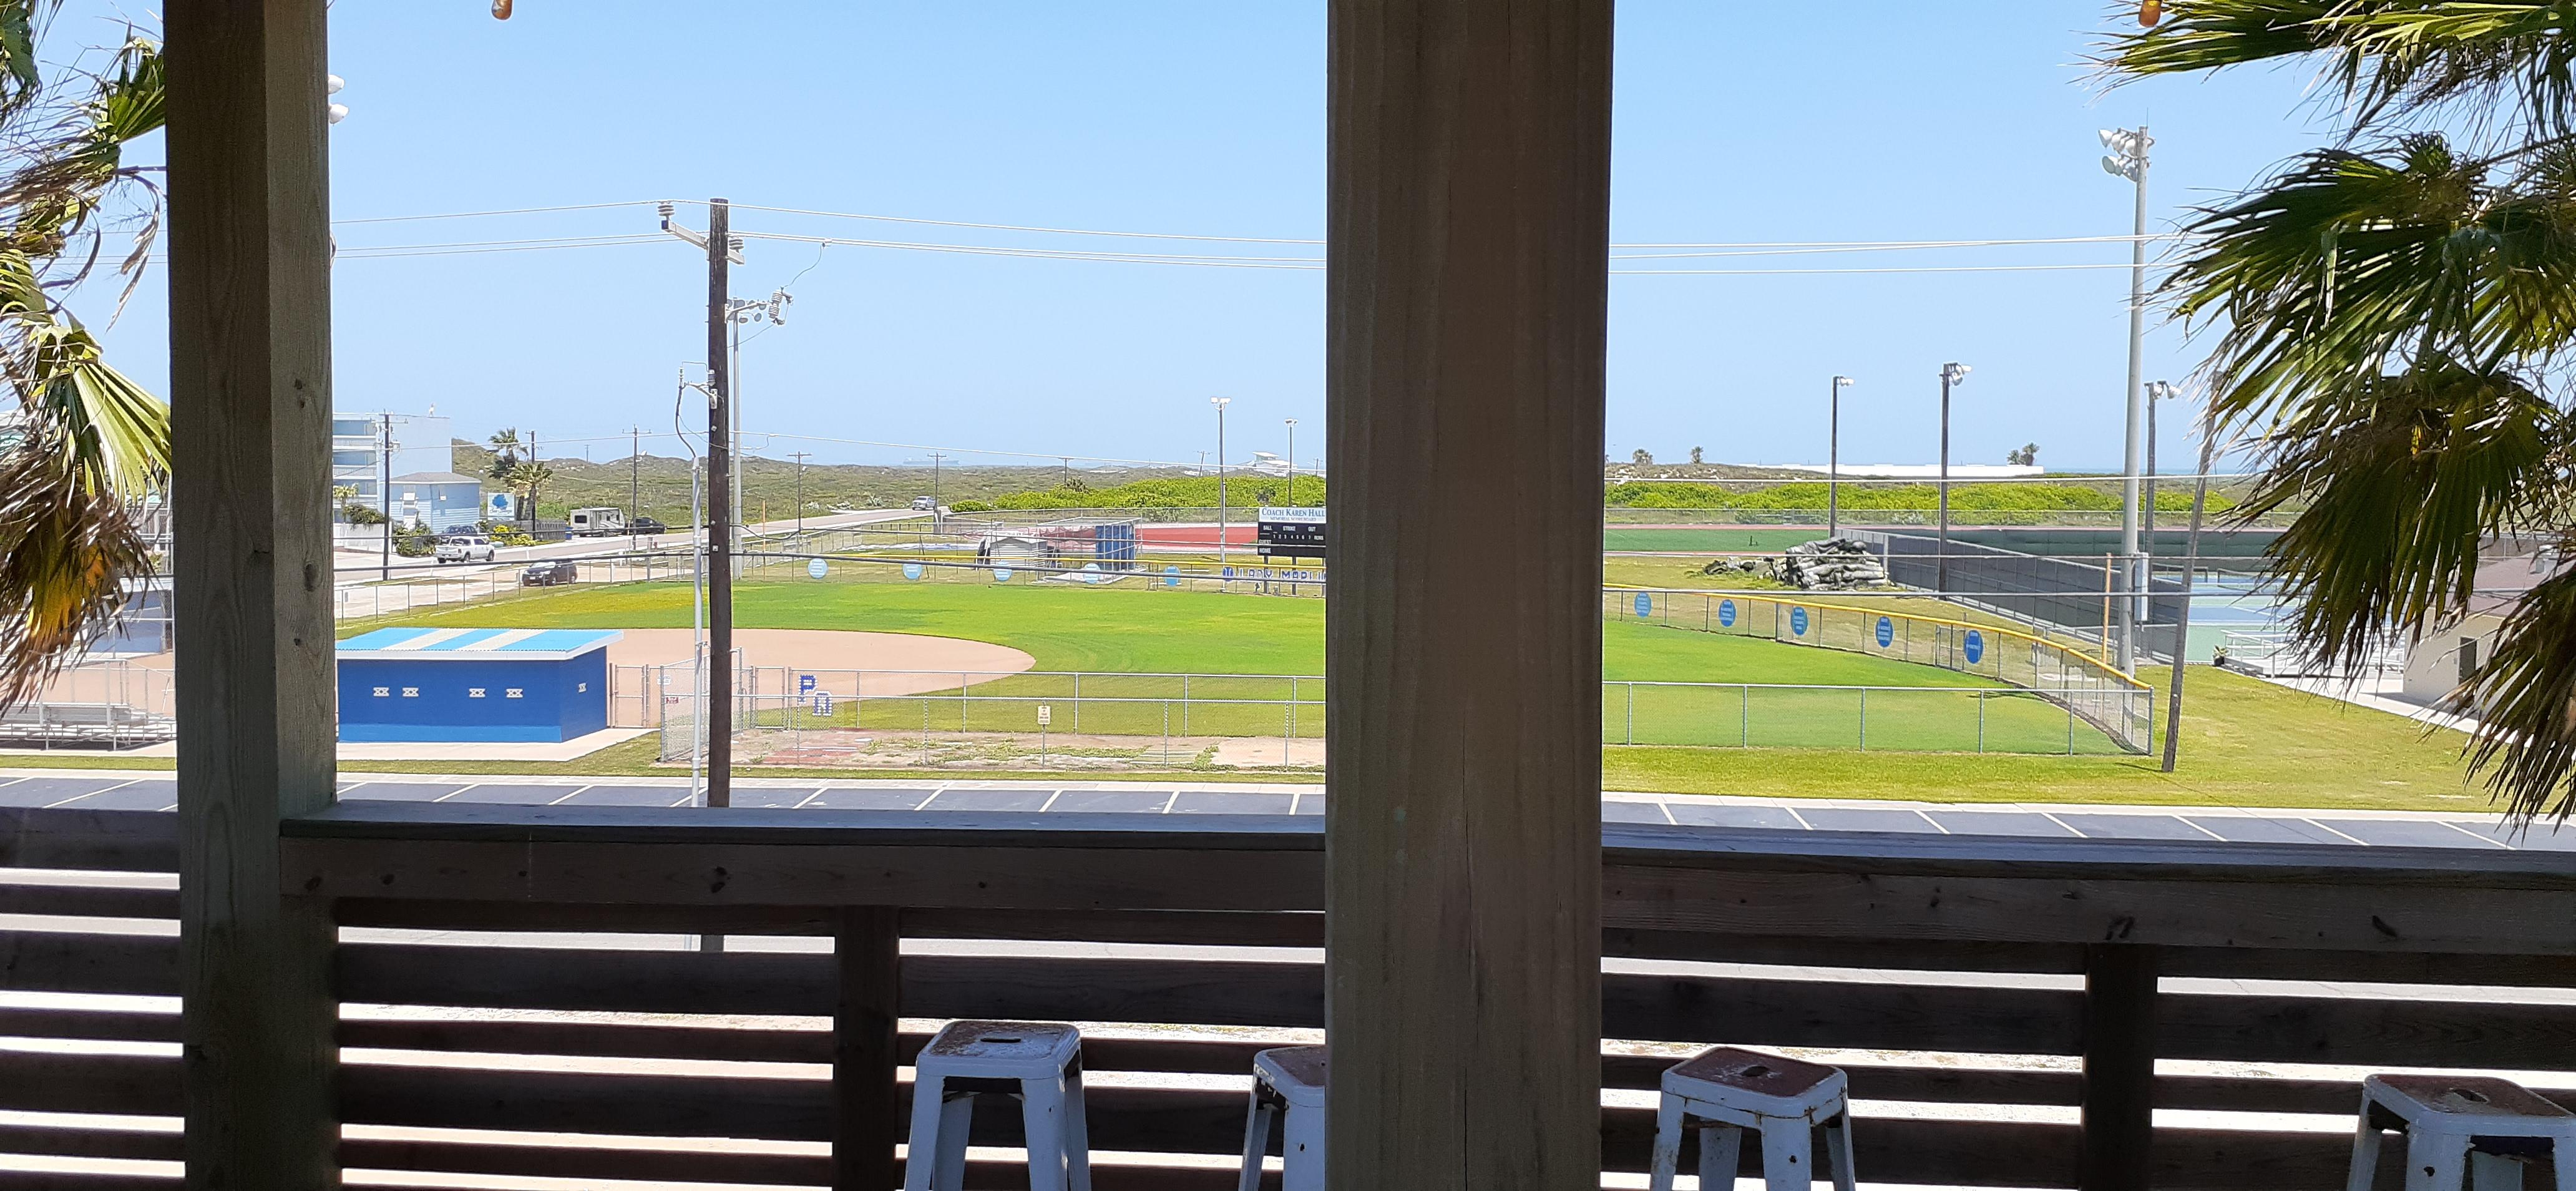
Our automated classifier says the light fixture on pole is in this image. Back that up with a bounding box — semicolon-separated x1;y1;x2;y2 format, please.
1284;418;1299;507
2102;125;2153;671
2143;380;2176;539
1828;376;1853;538
1212;396;1232;563
1938;363;1970;593
326;73;348;125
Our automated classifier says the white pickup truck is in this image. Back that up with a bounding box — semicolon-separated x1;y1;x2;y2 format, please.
434;534;497;564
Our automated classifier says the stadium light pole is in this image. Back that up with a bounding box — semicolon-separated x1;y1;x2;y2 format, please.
1828;376;1853;538
1284;418;1299;507
1938;362;1971;593
1212;396;1232;563
2104;125;2152;671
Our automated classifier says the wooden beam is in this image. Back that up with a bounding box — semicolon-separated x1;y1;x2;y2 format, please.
2080;945;2159;1191
832;907;900;1191
163;0;338;1186
1324;1;1612;1188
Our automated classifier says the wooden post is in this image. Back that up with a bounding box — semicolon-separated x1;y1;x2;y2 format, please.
2080;944;2159;1191
165;1;339;1187
834;908;902;1190
1324;2;1611;1189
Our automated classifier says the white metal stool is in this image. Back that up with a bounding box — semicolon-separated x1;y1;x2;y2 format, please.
2347;1074;2576;1191
1649;1046;1856;1191
1236;1045;1327;1191
903;1021;1093;1191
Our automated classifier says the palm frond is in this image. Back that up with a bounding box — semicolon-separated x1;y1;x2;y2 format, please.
2104;1;2576;137
2238;358;2563;675
2462;562;2576;821
0;422;149;710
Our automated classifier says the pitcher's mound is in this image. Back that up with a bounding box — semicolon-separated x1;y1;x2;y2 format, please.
608;628;1035;697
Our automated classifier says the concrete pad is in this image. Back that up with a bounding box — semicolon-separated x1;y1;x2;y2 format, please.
331;726;650;763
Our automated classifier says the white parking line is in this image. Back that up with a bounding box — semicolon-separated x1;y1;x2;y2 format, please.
544;785;597;806
45;779;140;809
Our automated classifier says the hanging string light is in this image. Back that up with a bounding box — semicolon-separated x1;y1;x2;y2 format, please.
2139;0;2162;26
492;0;513;18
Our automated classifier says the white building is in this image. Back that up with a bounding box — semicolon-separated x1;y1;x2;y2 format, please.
2398;546;2567;713
331;411;457;515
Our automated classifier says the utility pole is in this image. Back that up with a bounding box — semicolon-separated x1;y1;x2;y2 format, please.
660;197;749;806
1285;418;1298;506
378;413;392;582
1828;376;1852;537
1061;456;1074;490
1212;396;1232;563
791;451;809;534
526;430;540;531
1937;363;1971;594
630;426;642;542
2104;126;2153;672
704;198;735;807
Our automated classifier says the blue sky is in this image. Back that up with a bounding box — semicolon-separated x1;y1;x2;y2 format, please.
72;4;2340;473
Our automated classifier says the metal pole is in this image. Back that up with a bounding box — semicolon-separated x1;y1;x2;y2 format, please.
378;413;391;582
2161;421;2218;773
2117;127;2152;674
705;197;734;807
1828;376;1844;537
1214;398;1230;564
1286;419;1298;505
1938;369;1952;592
793;451;809;535
630;426;642;545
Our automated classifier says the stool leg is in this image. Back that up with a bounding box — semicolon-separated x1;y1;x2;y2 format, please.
1698;1123;1742;1191
934;1092;972;1191
1823;1112;1857;1191
1281;1102;1327;1191
1650;1095;1687;1191
1759;1119;1813;1191
902;1074;949;1191
1062;1064;1094;1191
1236;1088;1276;1191
2347;1094;2385;1191
2404;1131;2471;1191
2470;1151;2522;1191
1021;1076;1070;1191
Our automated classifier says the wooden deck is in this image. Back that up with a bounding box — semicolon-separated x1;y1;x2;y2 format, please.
9;803;2575;1189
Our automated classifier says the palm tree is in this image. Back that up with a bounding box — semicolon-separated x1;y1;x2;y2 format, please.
486;427;522;479
0;4;171;708
510;460;554;526
2104;2;2576;820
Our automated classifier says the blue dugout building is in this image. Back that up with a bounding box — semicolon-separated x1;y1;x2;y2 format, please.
338;627;622;743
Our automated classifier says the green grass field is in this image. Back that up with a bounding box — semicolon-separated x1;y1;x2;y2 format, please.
235;572;2497;809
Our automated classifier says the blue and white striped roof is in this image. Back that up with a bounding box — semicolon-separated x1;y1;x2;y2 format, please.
337;627;622;662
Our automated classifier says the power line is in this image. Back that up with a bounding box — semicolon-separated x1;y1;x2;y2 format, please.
332;200;662;225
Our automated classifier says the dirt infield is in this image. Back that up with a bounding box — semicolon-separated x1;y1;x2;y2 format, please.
607;629;1035;696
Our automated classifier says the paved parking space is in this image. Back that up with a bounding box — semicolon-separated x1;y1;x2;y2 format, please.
10;769;2571;852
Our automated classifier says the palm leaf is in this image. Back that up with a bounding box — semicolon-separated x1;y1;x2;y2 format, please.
0;422;149;708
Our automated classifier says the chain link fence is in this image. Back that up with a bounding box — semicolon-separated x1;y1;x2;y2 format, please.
1608;589;2154;753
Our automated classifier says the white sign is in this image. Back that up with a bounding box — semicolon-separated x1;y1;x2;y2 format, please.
1037;704;1053;727
1258;506;1326;524
487;492;514;516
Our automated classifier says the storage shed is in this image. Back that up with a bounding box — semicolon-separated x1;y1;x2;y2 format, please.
337;627;622;743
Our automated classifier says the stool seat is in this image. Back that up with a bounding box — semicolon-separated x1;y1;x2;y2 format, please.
2346;1074;2576;1191
1664;1046;1847;1120
1652;1046;1856;1191
905;1021;1091;1191
1255;1046;1329;1108
918;1020;1082;1076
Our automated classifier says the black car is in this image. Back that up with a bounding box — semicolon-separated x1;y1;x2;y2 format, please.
627;515;669;535
520;559;579;587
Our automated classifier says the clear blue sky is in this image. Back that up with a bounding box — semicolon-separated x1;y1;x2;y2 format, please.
72;4;2336;473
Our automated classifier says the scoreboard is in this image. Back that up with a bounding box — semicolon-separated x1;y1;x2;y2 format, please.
1256;506;1327;560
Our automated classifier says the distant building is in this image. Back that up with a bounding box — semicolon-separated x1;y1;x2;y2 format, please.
386;471;489;532
2397;544;2569;713
333;411;467;521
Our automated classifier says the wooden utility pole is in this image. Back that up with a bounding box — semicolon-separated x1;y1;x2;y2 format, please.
1325;2;1611;1188
792;450;810;534
167;0;339;1183
705;198;733;805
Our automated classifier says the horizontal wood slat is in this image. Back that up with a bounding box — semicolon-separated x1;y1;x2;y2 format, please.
0;808;177;873
0;883;174;920
0;932;171;997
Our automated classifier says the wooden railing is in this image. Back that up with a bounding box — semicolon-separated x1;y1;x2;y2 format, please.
7;803;2576;1190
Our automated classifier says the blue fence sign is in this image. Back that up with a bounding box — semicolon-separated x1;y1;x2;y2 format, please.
807;558;828;580
1222;566;1236;580
1875;615;1894;649
1964;629;1986;665
902;563;924;581
798;674;816;695
811;690;834;717
1717;598;1736;628
1633;592;1653;618
1164;565;1182;587
1790;606;1810;636
993;567;1013;582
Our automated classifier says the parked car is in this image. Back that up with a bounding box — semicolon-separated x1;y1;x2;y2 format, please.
910;496;938;511
520;559;578;587
433;535;495;564
627;515;669;535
